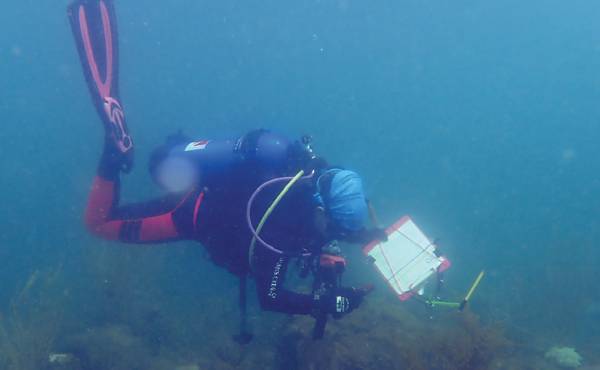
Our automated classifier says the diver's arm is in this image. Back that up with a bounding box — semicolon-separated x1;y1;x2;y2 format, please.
84;141;198;243
254;254;368;316
254;255;314;315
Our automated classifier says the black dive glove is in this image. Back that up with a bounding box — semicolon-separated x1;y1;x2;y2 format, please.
97;137;128;180
316;286;371;319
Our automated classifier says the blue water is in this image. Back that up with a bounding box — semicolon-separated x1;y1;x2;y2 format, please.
1;0;600;369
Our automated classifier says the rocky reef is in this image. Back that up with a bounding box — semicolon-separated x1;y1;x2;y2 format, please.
1;248;598;370
545;347;583;369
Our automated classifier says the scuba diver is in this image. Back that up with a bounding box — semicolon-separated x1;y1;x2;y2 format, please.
68;0;385;340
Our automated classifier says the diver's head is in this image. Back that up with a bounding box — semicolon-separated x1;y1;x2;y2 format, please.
149;132;198;193
313;169;369;239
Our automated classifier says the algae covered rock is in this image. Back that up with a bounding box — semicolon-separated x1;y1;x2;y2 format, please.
63;325;155;370
47;353;82;370
270;294;512;370
545;346;583;368
174;365;200;370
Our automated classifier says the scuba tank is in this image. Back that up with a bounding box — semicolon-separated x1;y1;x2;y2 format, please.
149;129;312;192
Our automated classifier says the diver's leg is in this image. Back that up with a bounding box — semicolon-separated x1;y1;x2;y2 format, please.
67;0;133;172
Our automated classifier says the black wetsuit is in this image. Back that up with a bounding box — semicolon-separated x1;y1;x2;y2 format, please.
86;130;334;314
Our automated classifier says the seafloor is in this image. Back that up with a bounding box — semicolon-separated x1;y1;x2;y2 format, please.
1;243;598;370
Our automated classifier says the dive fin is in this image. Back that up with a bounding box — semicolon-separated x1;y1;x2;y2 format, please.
67;0;133;172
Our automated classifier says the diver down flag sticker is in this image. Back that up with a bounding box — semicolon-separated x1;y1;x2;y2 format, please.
185;140;210;151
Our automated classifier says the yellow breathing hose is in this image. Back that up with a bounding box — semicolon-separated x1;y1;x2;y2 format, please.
248;170;305;270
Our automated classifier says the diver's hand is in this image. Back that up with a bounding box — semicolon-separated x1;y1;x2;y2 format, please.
317;286;373;319
346;228;388;244
368;228;388;242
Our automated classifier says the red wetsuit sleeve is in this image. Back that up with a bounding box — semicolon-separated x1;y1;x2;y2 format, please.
85;176;197;243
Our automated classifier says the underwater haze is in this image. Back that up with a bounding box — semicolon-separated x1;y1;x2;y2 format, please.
1;0;600;369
